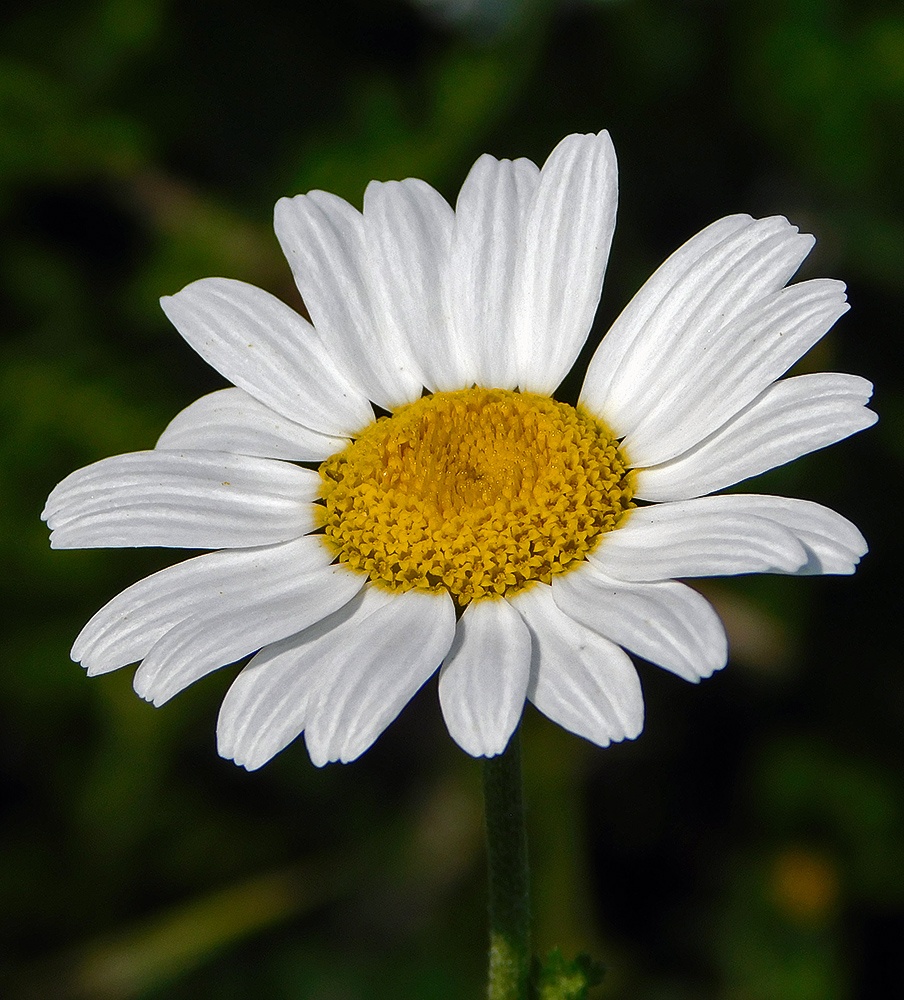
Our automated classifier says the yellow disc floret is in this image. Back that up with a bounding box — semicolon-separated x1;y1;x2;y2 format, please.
318;387;633;606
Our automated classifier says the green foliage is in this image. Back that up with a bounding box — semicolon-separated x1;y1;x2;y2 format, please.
534;949;605;1000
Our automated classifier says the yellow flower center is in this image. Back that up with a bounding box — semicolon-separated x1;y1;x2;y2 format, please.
318;387;633;606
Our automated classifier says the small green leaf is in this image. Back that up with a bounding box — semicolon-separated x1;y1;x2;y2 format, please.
534;949;605;1000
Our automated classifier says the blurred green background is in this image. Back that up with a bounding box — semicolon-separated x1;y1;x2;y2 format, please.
1;0;901;997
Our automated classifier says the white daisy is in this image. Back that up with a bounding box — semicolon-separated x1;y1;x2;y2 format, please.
42;131;876;770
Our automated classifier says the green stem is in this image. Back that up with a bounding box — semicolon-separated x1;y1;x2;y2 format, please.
483;729;531;1000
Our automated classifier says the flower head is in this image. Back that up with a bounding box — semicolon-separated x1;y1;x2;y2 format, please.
43;132;876;769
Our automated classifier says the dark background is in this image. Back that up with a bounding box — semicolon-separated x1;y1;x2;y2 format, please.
1;1;901;997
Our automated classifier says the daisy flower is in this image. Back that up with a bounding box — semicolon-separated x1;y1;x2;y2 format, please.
43;132;876;770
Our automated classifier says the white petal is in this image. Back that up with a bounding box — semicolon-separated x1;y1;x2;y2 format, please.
43;451;320;549
514;131;618;394
132;541;365;706
703;494;868;575
635;373;877;501
510;583;644;747
621;279;849;464
589;499;809;580
217;596;365;771
160;278;372;437
362;178;457;392
581;216;831;461
437;598;532;757
582;215;810;407
274;190;425;409
156;388;348;462
445;154;540;390
304;587;457;766
553;563;727;682
73;537;346;674
582;215;752;406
